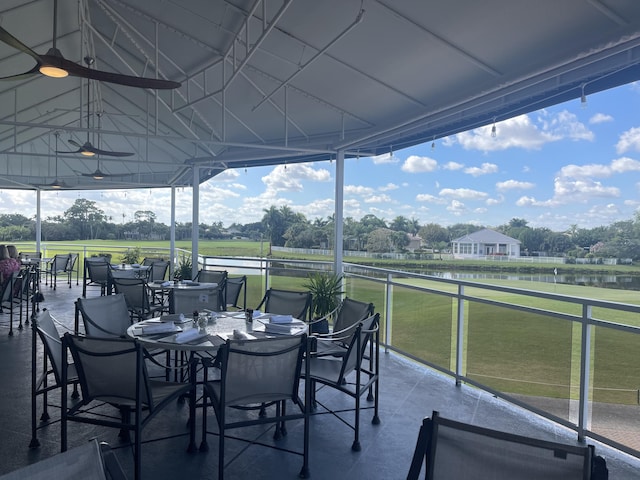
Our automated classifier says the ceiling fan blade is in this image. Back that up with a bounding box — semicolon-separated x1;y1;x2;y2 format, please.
55;149;82;154
61;60;181;90
68;139;83;148
0;65;40;82
88;147;134;157
0;26;42;62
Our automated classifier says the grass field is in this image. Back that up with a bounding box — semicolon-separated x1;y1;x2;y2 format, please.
22;239;640;406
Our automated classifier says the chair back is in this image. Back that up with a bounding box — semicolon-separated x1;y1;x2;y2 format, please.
338;313;379;382
219;334;307;406
6;245;18;259
258;288;312;320
195;269;228;285
225;275;247;310
76;293;132;337
333;297;375;333
170;284;224;314
64;253;78;273
407;410;598;480
85;257;111;283
142;257;163;266
63;334;153;409
34;310;66;384
50;254;70;273
148;261;169;282
111;277;152;318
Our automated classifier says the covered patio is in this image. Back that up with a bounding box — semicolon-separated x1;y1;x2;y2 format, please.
1;281;639;478
2;0;640;477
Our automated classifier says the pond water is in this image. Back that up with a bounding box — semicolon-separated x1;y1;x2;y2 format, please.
420;271;640;291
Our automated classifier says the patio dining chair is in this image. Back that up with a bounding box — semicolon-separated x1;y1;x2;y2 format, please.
111;277;164;321
148;260;169;283
61;334;196;480
256;288;313;321
82;257;111;297
64;253;79;286
30;309;78;449
200;334;311;480
46;254;71;290
406;410;606;480
311;297;374;352
74;293;132;337
303;313;380;452
225;275;246;311
169;284;225;314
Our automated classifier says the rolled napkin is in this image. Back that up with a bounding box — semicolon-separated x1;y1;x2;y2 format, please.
270;314;293;324
233;329;249;340
142;322;180;335
161;280;171;287
174;328;208;344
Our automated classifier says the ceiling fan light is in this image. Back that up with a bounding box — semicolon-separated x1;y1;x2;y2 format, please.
81;150;95;157
39;65;68;78
50;180;63;189
92;173;104;180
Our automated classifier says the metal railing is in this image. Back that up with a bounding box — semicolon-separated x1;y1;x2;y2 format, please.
201;254;640;458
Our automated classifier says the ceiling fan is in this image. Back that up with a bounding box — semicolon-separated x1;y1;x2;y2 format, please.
79;158;132;180
57;59;135;158
0;0;180;89
36;132;69;189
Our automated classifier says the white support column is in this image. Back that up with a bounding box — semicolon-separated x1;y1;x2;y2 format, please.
333;150;345;275
192;167;200;279
35;190;41;254
170;186;176;279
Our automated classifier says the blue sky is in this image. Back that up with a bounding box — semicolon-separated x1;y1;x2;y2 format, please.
2;82;640;232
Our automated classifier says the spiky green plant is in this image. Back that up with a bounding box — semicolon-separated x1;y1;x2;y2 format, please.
303;272;344;318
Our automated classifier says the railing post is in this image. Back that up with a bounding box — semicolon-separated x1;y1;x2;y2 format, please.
578;304;592;443
456;284;465;386
384;272;392;354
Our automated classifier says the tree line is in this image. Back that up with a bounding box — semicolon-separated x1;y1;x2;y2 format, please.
2;199;640;260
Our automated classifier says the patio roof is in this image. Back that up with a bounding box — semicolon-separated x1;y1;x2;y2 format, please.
1;0;640;191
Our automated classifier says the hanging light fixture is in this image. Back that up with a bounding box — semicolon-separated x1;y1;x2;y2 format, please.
431;136;436;150
51;132;63;188
491;118;497;138
580;83;587;108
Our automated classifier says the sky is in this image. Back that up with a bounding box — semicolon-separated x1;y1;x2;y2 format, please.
2;82;640;233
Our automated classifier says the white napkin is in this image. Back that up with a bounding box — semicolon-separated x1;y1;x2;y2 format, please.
142;322;180;334
174;328;207;344
270;314;293;324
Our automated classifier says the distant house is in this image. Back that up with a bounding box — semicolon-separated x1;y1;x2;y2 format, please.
406;234;422;252
451;228;520;259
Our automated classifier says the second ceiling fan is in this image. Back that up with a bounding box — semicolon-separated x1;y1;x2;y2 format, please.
57;57;134;159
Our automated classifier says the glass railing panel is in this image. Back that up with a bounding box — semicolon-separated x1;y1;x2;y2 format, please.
466;301;574;424
390;285;454;370
591;324;640;454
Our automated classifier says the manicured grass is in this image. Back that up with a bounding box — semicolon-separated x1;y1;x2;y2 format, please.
26;240;640;405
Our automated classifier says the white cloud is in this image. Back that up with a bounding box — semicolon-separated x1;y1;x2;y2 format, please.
616;127;640;154
496;180;535;191
345;185;374;195
364;194;393;204
455;111;592;152
439;188;488;200
486;195;504;205
589;113;613;124
261;163;331;192
464;162;498;177
443;161;464;170
401;155;438;173
416;193;446;204
371;153;400;164
446;200;467;216
378;183;399;191
558;157;640;179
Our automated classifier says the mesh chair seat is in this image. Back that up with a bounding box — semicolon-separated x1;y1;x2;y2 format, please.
304;313;380;452
75;293;132;337
83;258;111;297
256;288;313;320
201;335;311;479
170;284;225;314
313;297;374;354
225;275;247;310
407;410;604;480
30;310;78;448
46;254;71;290
61;334;196;480
111;277;163;321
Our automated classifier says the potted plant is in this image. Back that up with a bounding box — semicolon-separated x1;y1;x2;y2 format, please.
303;272;344;334
120;247;141;265
174;256;193;281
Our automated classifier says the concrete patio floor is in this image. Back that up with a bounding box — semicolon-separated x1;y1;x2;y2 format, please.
1;279;639;479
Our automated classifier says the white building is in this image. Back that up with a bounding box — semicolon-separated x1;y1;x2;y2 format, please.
451;229;520;259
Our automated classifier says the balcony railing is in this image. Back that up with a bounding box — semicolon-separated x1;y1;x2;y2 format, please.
200;254;640;458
